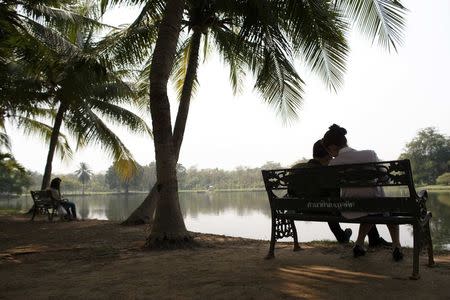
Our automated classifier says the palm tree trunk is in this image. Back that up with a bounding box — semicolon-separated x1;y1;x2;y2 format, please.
121;183;159;225
123;30;201;226
41;102;67;190
173;30;201;158
145;0;189;247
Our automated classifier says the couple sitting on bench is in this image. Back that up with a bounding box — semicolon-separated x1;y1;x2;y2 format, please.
293;124;403;261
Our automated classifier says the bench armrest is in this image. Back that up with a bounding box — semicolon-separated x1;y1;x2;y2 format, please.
417;190;428;202
414;189;429;221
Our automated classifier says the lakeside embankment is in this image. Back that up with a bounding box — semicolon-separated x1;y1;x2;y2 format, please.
418;185;450;191
1;214;449;299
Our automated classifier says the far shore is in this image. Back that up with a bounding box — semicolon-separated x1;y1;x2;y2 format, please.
2;185;448;198
1;214;449;299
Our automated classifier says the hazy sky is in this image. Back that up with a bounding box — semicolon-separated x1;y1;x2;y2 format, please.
7;0;450;174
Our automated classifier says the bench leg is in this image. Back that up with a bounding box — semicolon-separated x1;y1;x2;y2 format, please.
48;208;55;222
410;223;421;280
291;219;301;251
425;221;435;267
31;207;37;221
266;216;276;259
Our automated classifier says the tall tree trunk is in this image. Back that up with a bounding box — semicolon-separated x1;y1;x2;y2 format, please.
145;0;189;247
122;184;159;225
172;30;201;158
122;29;201;226
41;102;67;190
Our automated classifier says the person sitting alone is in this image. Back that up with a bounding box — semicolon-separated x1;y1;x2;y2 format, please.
322;124;403;261
48;177;78;220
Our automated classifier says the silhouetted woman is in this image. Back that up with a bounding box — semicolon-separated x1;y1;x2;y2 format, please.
48;177;78;220
322;124;403;261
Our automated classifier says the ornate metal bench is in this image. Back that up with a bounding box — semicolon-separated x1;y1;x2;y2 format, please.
30;190;60;221
261;159;434;279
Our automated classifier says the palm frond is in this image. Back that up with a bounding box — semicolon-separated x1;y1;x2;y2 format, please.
209;25;246;96
0;130;11;151
0;61;52;110
99;0;165;19
282;0;349;91
217;1;305;123
21;17;84;58
64;105;136;164
96;23;158;67
0;151;26;173
172;35;199;102
135;57;152;107
113;158;137;182
254;47;305;124
336;0;406;51
88;99;152;138
22;3;113;34
16;116;73;161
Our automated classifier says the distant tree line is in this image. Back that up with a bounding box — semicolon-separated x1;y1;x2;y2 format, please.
3;160;297;195
21;161;287;194
1;127;448;195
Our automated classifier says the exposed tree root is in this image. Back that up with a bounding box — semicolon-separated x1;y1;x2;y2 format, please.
144;232;196;250
121;217;150;226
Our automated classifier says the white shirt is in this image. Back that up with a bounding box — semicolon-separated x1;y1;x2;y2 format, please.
329;147;385;218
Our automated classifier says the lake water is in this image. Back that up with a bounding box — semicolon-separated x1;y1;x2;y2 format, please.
1;191;449;250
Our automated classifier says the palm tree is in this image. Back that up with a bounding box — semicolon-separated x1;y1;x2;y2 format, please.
64;0;407;247
112;0;406;231
1;59;74;155
0;1;140;188
0;1;84;155
145;0;189;246
38;51;150;190
118;0;308;225
14;1;153;190
75;162;93;195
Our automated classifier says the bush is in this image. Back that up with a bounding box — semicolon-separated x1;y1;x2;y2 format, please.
436;173;450;185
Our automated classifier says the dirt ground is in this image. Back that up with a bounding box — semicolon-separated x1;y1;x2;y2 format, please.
1;215;449;299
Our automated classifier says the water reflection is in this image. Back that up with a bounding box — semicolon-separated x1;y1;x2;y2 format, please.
429;192;450;250
179;191;271;218
1;191;449;250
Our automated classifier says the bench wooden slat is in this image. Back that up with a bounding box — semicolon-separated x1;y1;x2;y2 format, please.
281;213;420;225
271;197;414;212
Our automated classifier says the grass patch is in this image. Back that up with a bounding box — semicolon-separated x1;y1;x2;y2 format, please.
0;209;23;215
418;185;450;192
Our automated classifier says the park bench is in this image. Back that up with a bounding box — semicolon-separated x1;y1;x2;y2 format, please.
262;159;434;280
30;190;63;221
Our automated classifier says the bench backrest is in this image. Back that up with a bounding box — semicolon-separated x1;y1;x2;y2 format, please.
30;190;56;206
262;159;419;214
